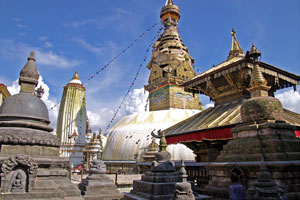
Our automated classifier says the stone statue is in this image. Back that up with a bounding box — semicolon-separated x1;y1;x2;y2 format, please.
10;169;27;193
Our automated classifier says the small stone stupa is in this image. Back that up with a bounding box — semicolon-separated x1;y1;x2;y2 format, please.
124;131;209;200
0;51;83;199
79;154;123;200
245;161;287;200
124;131;182;199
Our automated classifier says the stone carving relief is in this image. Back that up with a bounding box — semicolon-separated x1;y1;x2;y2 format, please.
9;169;27;193
0;155;38;193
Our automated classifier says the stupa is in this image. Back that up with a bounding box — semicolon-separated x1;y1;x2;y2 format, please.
124;131;211;200
57;71;87;166
0;51;82;199
102;0;201;172
79;156;123;200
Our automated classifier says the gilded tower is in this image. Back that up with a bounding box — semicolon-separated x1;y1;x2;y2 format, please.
145;0;201;111
56;72;87;166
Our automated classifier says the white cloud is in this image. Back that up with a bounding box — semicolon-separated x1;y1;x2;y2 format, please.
35;50;79;68
38;36;53;48
204;102;214;109
122;88;149;115
16;23;27;28
276;89;300;114
63;18;96;28
0;40;80;68
7;79;19;95
85;88;149;134
63;8;132;30
72;37;104;55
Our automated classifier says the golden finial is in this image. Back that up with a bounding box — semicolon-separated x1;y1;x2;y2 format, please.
247;44;270;97
92;132;96;141
251;64;266;87
228;28;244;60
72;71;80;80
148;138;159;151
166;0;173;5
97;128;102;141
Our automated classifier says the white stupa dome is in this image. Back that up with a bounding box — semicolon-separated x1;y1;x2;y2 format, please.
102;109;200;161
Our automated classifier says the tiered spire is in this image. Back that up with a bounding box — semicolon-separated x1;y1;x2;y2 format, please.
247;44;271;97
227;29;244;60
145;0;200;111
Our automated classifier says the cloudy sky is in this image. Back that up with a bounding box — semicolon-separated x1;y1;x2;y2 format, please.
0;0;299;133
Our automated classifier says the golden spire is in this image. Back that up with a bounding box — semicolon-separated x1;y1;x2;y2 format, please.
227;28;244;60
166;0;173;5
97;128;102;141
247;44;271;97
92;132;96;141
72;71;80;80
251;64;266;87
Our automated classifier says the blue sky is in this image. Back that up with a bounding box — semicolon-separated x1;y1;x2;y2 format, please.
0;0;299;132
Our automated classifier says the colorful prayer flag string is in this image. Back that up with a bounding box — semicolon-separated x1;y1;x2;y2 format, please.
104;25;164;134
48;22;160;111
82;22;160;84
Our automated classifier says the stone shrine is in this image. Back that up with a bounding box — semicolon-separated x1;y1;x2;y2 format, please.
245;161;287;200
124;131;210;200
0;51;83;199
79;156;123;200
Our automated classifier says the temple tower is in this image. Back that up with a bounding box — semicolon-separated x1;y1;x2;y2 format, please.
57;72;87;166
145;0;201;111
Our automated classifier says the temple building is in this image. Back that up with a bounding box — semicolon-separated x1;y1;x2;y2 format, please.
56;72;87;166
102;0;202;172
0;83;11;106
161;28;300;198
164;32;300;162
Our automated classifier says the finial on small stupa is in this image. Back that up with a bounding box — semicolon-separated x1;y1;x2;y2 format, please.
227;28;244;60
92;132;96;141
159;131;167;152
247;44;270;97
97;129;102;142
28;51;36;61
19;51;40;93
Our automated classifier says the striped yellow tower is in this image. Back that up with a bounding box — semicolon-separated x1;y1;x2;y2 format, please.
56;72;87;166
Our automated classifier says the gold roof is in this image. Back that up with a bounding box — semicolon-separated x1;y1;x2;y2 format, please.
163;100;300;137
